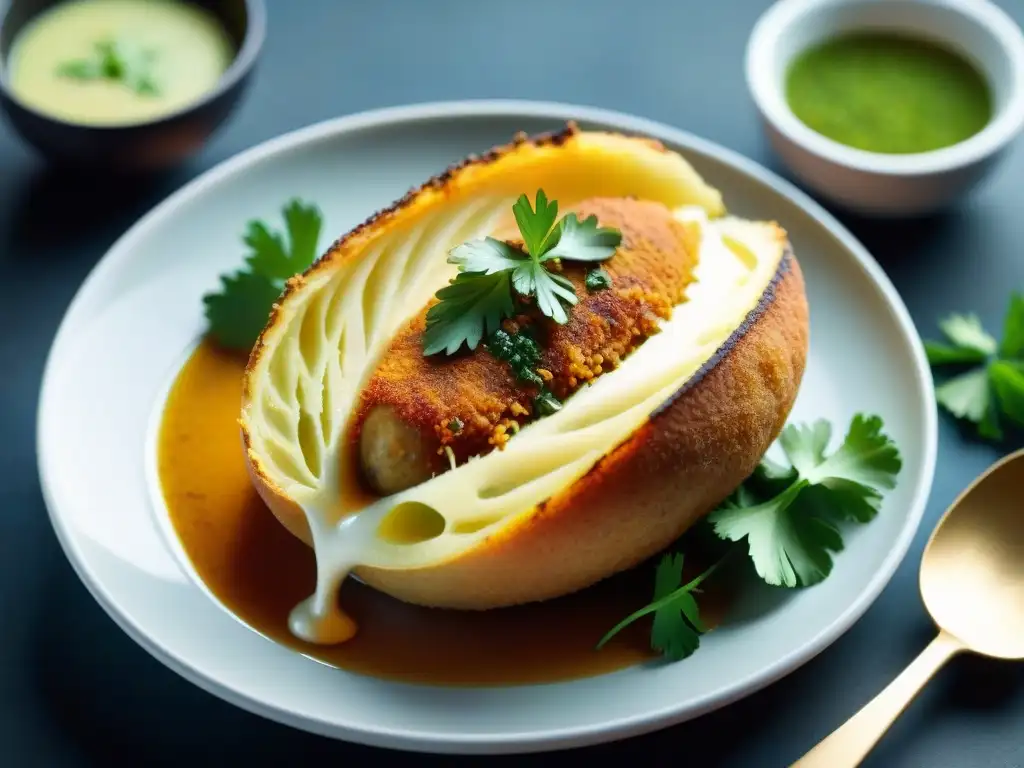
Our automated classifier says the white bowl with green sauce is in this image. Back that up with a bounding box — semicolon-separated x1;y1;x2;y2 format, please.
746;0;1024;217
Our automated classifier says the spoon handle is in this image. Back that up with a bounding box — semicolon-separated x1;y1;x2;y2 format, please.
790;630;965;768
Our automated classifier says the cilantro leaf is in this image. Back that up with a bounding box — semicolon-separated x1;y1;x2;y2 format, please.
585;267;612;292
709;413;901;587
426;190;622;355
793;414;902;492
423;271;516;355
710;480;833;586
935;365;1004;440
989;359;1024;427
650;554;703;660
925;341;989;366
283;199;323;273
242;222;289;278
57;60;102;79
979;396;1004;440
449;237;526;275
202;271;283;350
999;293;1024;360
57;38;161;96
935;367;994;425
545;213;623;262
938;313;997;357
758;455;799;483
131;74;158;96
784;414;900;525
777;419;832;476
512;190;560;258
243;199;323;280
923;297;1024;441
524;263;578;324
596;553;720;661
507;193;582;324
203;199;324;351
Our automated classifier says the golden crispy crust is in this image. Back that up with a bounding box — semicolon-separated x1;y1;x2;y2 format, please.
245;229;809;610
354;243;809;608
241;123;718;507
349;197;700;484
240;124;807;610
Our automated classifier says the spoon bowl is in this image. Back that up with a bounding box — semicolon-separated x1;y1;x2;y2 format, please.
922;449;1024;661
794;448;1024;767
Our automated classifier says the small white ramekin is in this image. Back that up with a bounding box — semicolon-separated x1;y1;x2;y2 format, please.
746;0;1024;217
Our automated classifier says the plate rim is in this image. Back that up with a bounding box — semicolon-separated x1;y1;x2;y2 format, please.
35;98;939;754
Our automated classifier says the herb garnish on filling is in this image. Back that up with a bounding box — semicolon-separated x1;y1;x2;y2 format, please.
423;189;622;420
422;190;622;357
485;328;563;414
585;267;613;292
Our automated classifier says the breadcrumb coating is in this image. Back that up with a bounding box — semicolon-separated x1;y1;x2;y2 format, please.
350;197;700;486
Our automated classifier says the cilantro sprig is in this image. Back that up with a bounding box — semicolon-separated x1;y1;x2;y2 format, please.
58;39;161;96
202;199;323;350
708;414;901;587
598;413;901;663
925;294;1024;440
423;190;622;356
597;553;723;661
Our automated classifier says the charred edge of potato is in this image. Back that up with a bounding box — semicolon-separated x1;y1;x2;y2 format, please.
654;245;794;418
559;241;794;495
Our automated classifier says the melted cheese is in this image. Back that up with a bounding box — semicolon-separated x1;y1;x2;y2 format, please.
243;206;784;644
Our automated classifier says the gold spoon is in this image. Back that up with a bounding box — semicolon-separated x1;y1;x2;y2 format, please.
792;448;1024;768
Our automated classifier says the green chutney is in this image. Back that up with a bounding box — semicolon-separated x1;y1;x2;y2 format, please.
785;33;993;154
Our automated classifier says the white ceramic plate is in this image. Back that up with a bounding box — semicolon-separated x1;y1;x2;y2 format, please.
37;100;937;755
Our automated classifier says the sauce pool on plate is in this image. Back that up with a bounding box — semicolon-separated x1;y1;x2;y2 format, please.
5;0;234;126
157;339;733;686
785;32;993;155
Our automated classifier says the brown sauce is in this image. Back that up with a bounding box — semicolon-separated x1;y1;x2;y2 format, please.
157;339;732;686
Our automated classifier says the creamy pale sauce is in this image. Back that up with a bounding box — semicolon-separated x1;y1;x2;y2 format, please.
158;341;733;685
5;0;234;126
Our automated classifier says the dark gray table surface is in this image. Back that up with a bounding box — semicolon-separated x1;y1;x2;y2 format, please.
3;1;1024;765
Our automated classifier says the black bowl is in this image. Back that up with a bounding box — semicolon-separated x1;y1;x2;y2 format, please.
0;0;265;172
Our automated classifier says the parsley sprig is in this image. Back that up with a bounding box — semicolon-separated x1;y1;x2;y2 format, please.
423;190;622;356
708;414;901;588
599;413;901;662
202;199;323;350
58;39;161;96
597;553;723;661
925;294;1024;440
